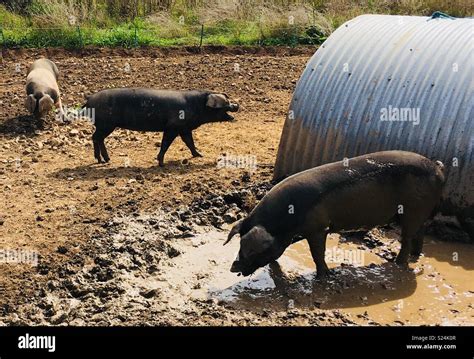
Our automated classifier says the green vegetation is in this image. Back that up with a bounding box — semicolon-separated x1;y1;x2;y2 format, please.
0;1;472;48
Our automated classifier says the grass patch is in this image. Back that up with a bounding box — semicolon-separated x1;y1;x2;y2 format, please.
0;1;472;48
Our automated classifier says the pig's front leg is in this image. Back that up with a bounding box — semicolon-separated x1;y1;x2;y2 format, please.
410;227;425;260
56;97;66;122
180;131;202;158
307;230;330;279
157;130;178;167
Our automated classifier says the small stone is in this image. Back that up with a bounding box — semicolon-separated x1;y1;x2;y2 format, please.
223;211;237;224
57;246;68;254
167;246;181;258
37;263;49;275
181;183;191;191
139;289;158;299
50;312;68;325
50;138;63;147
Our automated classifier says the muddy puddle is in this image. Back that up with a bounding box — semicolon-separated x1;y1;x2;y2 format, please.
162;227;474;326
7;192;472;326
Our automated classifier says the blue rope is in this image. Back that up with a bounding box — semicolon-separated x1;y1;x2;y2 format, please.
429;11;455;20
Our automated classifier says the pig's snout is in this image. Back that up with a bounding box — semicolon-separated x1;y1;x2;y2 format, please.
222;103;239;122
228;103;239;112
230;260;241;273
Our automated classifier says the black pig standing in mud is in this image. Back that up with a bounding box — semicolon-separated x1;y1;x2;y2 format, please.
82;88;239;166
225;151;445;279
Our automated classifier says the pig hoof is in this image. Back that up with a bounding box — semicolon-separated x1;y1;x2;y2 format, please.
409;252;422;262
192;152;203;158
316;269;330;280
395;257;409;269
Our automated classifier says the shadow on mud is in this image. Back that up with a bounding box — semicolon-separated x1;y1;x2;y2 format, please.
422;240;474;271
340;227;474;271
0;115;42;137
50;160;218;181
213;261;417;312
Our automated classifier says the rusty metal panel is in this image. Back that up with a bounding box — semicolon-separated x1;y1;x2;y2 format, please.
274;15;474;216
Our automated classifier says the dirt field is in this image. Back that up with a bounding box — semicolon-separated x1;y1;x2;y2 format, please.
0;47;472;326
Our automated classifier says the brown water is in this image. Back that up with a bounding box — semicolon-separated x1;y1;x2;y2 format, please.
160;227;474;325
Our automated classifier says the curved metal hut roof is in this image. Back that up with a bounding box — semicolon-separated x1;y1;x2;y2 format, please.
274;14;474;216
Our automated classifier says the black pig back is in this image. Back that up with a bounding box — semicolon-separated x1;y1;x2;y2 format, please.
86;88;210;132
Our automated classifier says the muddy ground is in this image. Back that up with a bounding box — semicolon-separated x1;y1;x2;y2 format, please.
0;47;472;326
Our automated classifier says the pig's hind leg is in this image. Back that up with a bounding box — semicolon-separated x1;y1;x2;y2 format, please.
410;227;425;260
306;230;330;279
99;128;114;163
180;132;202;158
92;127;114;163
396;208;431;267
157;131;178;167
92;136;100;162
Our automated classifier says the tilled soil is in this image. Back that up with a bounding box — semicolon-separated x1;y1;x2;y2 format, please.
0;47;472;326
4;183;360;326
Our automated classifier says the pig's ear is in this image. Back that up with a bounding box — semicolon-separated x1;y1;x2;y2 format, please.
241;226;275;256
224;220;243;245
39;94;54;113
25;94;36;113
206;93;227;108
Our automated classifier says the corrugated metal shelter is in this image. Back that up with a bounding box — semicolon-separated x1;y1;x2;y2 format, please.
274;14;473;217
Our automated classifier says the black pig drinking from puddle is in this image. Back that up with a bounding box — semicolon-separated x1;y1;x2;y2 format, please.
225;151;445;279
